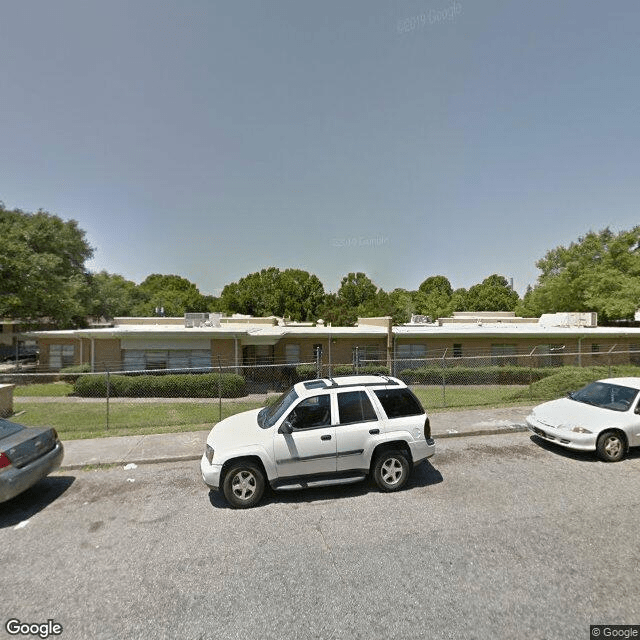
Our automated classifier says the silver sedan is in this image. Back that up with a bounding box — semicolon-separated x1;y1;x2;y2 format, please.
0;418;64;502
526;377;640;462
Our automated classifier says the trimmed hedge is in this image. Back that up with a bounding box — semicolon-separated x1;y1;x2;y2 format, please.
73;372;247;398
517;365;640;401
398;365;555;386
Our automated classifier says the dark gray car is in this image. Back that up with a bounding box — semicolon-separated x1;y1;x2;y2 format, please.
0;418;64;502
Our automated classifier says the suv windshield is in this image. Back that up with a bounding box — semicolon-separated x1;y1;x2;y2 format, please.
570;382;638;412
258;388;299;428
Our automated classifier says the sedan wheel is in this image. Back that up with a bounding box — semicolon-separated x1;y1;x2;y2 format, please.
372;450;410;492
596;431;626;463
222;462;265;508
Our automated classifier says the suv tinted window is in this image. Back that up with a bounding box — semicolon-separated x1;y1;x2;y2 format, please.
374;388;423;419
289;394;331;429
337;391;377;425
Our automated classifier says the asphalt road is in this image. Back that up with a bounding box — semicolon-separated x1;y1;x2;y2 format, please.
2;432;640;640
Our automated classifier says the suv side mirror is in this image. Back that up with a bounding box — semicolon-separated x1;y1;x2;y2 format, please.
279;420;294;435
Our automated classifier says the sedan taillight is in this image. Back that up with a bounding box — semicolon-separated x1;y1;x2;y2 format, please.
424;416;431;439
0;452;11;470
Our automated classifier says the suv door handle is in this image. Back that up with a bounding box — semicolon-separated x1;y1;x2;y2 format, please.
321;434;332;441
369;429;380;435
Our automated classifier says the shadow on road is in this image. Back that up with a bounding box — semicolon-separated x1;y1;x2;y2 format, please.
208;460;443;510
0;476;75;528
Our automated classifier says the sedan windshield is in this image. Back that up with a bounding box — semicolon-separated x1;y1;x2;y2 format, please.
258;388;299;429
570;382;639;412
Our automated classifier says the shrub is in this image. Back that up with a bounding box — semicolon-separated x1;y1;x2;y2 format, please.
521;365;640;401
60;363;92;383
73;372;247;398
398;365;552;386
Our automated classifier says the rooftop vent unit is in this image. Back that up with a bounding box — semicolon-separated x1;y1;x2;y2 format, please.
185;313;209;328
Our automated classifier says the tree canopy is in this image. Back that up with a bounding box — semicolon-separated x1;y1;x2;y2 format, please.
221;268;325;321
133;274;211;317
521;227;640;323
0;203;93;327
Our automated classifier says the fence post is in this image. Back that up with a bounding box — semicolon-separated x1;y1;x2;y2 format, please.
105;368;110;431
218;356;223;423
441;348;448;407
355;346;360;374
316;348;322;379
607;344;617;377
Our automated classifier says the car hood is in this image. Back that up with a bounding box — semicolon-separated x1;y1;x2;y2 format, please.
206;408;265;451
529;397;627;431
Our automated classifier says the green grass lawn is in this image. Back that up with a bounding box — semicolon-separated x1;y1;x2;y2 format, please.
12;384;537;441
14;382;74;397
14;400;264;440
412;385;533;410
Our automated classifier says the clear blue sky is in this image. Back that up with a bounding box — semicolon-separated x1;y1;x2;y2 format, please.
2;0;639;297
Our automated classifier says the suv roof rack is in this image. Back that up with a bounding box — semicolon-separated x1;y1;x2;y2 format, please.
301;375;400;392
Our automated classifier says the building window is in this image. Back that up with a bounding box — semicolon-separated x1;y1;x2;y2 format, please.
353;345;384;366
491;344;517;366
123;349;211;371
396;344;427;363
243;345;274;366
285;344;301;364
453;344;462;358
50;344;75;369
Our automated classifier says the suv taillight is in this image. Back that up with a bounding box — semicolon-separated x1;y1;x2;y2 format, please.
424;416;431;439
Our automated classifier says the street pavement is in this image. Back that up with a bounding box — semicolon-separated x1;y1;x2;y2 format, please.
59;404;534;469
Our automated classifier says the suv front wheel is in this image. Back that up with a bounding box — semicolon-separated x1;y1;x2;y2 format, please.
223;462;266;508
372;450;410;492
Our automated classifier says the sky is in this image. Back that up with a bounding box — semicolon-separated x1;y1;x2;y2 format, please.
1;0;639;298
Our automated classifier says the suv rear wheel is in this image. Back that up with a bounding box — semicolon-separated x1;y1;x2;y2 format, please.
223;462;265;508
372;449;410;492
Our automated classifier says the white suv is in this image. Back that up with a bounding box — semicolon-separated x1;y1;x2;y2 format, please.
200;375;435;508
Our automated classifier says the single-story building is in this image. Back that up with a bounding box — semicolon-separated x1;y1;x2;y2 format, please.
26;311;640;373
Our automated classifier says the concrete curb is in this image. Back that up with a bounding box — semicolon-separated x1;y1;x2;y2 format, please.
58;423;532;471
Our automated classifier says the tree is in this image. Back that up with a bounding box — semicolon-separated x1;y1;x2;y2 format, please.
336;272;378;308
89;271;143;320
0;203;93;327
464;274;519;312
521;227;640;323
220;268;325;321
414;275;454;320
133;274;210;317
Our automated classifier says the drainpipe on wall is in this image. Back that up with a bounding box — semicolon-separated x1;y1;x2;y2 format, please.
577;336;583;367
386;317;393;374
234;335;239;375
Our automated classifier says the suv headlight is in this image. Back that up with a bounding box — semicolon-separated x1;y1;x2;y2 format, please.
205;444;215;464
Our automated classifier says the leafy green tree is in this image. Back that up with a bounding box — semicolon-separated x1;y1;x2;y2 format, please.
336;272;378;308
220;268;325;321
388;288;414;324
89;271;143;319
521;227;640;323
464;274;519;312
0;203;93;327
414;275;454;320
133;274;210;316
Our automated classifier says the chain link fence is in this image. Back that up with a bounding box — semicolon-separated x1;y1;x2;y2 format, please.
3;346;640;438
